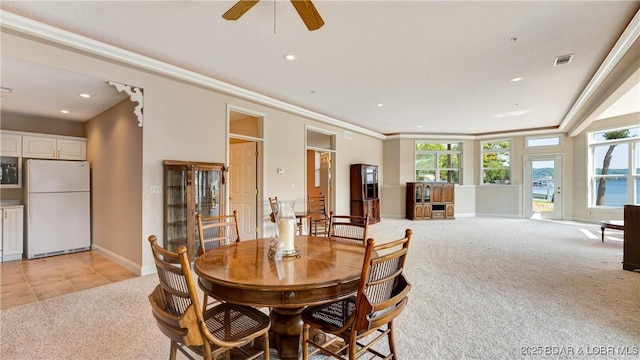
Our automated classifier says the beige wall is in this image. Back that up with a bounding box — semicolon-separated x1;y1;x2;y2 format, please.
1;113;84;137
85;99;142;271
382;137;477;218
3;24;635;273
1;30;384;275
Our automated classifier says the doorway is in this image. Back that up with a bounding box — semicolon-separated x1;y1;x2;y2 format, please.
228;107;263;239
306;128;336;215
524;154;563;219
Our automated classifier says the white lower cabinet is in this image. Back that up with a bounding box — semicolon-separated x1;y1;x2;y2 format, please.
2;206;24;262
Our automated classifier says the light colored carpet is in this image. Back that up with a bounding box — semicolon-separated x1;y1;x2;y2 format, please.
1;217;639;359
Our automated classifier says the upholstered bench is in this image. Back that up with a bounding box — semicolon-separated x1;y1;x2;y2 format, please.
600;220;624;242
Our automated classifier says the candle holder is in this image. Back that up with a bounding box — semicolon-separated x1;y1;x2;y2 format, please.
276;199;298;257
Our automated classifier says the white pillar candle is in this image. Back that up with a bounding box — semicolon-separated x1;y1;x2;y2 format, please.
278;218;296;252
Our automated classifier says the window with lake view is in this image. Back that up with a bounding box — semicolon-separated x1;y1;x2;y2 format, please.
589;125;639;208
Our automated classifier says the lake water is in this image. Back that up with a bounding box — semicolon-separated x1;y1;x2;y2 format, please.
595;179;639;207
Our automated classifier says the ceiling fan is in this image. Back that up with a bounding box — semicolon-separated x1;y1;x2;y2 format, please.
222;0;325;31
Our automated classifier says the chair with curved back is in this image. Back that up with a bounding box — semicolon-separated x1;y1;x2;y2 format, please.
307;194;329;236
268;197;279;223
196;211;241;310
147;235;270;360
269;196;303;234
301;229;413;360
196;211;240;257
328;211;369;245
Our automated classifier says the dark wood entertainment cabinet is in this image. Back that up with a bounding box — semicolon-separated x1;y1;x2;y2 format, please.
623;205;640;272
406;182;455;220
350;164;380;224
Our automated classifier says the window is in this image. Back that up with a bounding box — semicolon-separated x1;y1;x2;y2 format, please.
526;135;562;148
481;140;511;184
415;142;461;183
589;125;639;207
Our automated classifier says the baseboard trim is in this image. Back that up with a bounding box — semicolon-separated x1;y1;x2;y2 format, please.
92;245;142;276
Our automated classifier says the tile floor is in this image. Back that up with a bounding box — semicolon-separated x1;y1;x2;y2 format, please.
0;250;137;310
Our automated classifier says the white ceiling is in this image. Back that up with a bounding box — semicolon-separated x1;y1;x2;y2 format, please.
1;1;639;136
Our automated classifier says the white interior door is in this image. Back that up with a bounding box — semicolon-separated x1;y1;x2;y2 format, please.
524;155;563;219
229;142;257;239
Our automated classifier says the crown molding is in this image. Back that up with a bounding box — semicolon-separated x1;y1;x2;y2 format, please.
0;11;385;140
559;9;640;132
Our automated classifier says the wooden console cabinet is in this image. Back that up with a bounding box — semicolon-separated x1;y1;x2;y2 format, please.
406;182;454;220
350;164;380;224
623;205;640;272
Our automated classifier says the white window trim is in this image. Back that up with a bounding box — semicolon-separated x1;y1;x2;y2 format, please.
587;125;639;208
414;141;462;183
525;134;563;149
480;139;512;185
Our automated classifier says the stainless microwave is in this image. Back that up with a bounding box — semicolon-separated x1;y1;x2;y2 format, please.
0;157;21;187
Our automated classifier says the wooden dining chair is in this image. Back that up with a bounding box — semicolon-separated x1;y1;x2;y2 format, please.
301;229;413;360
328;211;369;245
268;196;279;223
147;235;270;360
196;211;240;256
269;196;303;234
196;211;241;310
307;194;329;236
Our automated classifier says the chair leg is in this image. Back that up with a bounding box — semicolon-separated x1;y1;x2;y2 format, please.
263;333;270;360
388;322;397;359
202;294;209;312
302;324;310;360
348;332;358;359
169;341;178;360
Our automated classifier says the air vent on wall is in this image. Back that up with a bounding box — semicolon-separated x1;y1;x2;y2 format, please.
554;54;573;66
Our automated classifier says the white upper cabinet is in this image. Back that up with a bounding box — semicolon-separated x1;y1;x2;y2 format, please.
22;135;86;160
22;136;56;159
0;134;22;157
57;138;87;160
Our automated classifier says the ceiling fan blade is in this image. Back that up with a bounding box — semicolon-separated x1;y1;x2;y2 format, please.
222;0;261;21
290;0;325;31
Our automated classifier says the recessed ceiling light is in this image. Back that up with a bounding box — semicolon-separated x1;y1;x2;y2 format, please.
60;110;70;114
284;54;295;61
376;103;384;107
79;93;91;98
510;77;524;82
417;125;423;128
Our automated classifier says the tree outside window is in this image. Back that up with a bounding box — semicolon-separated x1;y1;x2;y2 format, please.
590;126;639;207
481;140;511;184
415;142;461;183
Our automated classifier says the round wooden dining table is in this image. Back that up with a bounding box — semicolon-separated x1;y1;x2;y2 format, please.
194;235;366;360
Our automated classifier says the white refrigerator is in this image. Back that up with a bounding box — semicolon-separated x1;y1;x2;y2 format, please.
24;159;91;259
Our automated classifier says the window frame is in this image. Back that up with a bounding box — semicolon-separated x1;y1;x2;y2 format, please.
414;141;462;184
480;139;512;185
587;125;639;208
525;134;563;149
